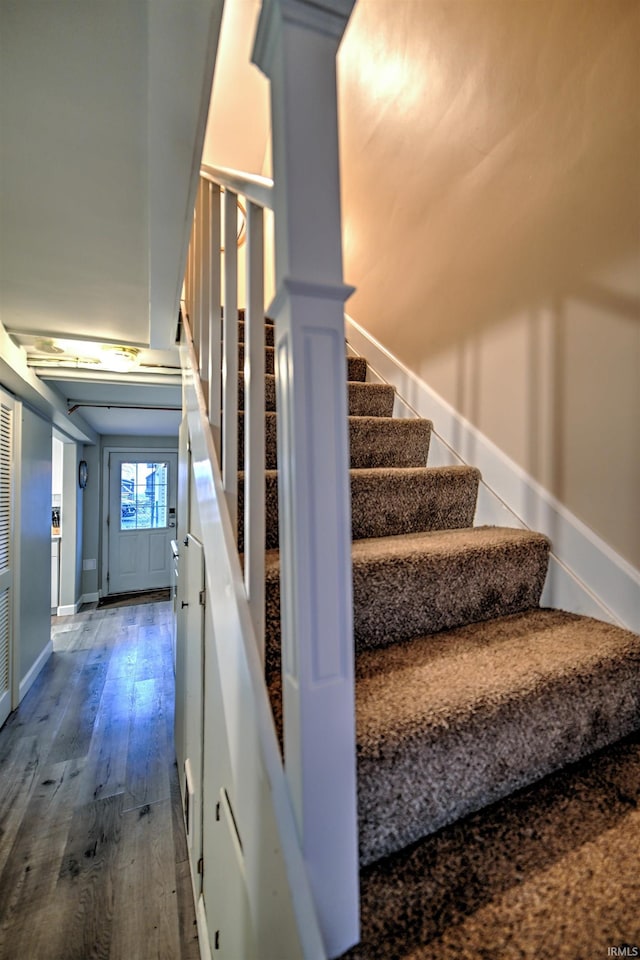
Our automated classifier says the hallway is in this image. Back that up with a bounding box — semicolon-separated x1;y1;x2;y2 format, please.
0;600;198;960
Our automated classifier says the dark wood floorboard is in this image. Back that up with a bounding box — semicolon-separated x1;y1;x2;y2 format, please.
0;601;198;960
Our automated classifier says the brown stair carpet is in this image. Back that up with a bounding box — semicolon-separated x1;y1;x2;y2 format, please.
237;316;275;346
238;341;368;382
350;526;550;648
239;314;640;907
355;608;640;864
237;412;433;470
264;527;550;663
238;372;396;416
341;729;640;959
237;465;481;551
347;416;432;468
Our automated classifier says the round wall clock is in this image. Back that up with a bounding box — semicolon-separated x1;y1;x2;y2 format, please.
78;460;88;489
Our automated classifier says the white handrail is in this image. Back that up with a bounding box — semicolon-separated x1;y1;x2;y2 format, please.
200;162;274;211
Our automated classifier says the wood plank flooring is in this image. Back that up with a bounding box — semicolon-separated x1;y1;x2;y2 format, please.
0;601;199;960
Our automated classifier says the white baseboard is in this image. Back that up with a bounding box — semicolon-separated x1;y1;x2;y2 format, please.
56;593;99;616
19;639;53;703
57;600;81;616
346;315;640;633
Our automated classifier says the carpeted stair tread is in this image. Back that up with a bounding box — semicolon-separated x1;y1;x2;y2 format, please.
343;733;640;960
238;413;432;470
350;466;480;540
237;411;279;470
346;356;368;382
238;465;480;551
349;526;550;650
237;343;368;381
348;381;395;417
238;373;395;416
349;417;432;468
354;607;640;864
264;527;551;682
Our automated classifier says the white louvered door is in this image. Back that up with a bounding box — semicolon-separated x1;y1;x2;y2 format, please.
0;392;14;727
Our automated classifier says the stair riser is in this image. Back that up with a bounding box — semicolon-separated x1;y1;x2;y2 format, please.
347;418;432;469
350;537;550;650
236;344;368;382
237;468;480;551
237;414;432;471
263;533;550;675
237;375;395;416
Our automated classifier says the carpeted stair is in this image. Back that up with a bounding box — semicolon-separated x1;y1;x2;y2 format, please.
234;314;640;876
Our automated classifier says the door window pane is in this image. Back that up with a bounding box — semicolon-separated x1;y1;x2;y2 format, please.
120;462;168;530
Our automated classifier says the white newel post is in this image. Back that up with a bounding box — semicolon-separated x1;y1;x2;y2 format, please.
253;1;359;956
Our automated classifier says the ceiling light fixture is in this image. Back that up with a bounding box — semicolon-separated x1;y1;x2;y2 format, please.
34;338;65;355
100;345;141;373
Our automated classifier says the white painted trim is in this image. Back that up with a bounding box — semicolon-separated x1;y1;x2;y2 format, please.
196;895;212;960
345;315;640;634
57;601;82;617
19;639;52;703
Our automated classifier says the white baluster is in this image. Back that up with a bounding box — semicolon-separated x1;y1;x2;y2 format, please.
199;181;211;407
186;222;195;332
193;181;203;358
208;182;222;457
245;201;266;658
223;188;239;537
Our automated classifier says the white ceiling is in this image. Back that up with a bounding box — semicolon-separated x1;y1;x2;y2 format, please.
0;0;224;439
50;378;182;438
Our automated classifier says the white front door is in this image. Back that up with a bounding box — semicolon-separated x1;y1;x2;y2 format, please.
106;451;177;595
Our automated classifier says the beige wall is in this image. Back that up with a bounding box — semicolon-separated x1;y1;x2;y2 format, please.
338;0;640;567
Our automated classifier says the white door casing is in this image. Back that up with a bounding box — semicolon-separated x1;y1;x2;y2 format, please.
104;450;177;596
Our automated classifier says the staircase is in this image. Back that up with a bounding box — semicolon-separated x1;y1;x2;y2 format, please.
238;314;640;875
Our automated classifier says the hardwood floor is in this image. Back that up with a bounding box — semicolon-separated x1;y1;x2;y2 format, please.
0;601;199;960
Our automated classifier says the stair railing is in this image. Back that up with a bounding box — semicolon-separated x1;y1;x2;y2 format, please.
182;167;327;959
181;1;359;955
186;164;269;649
